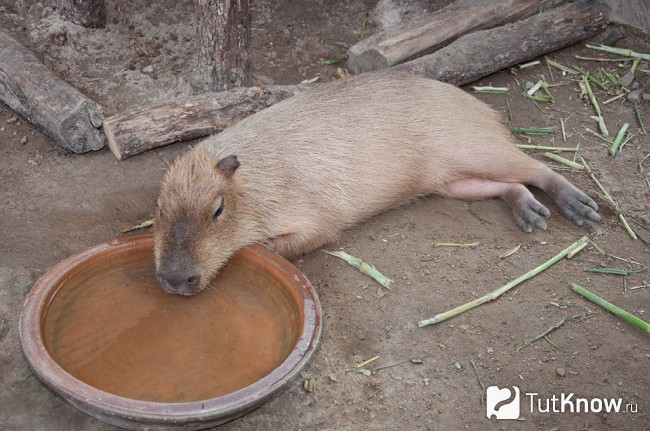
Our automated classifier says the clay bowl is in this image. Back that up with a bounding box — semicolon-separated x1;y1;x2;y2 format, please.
19;233;321;430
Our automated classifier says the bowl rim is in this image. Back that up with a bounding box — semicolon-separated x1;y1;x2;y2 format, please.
19;233;322;425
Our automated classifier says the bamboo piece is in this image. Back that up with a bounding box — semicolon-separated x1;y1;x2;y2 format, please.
571;283;650;333
609;123;629;156
543;152;584;170
418;237;589;327
517;145;578;152
324;250;392;288
580;157;637;240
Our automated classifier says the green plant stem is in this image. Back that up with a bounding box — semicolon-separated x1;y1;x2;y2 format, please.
523;315;580;345
586;44;650;61
325;250;392;288
433;242;479;249
571;283;650;333
543;152;584;170
609;123;629;156
418;237;589;327
580;157;637;240
510;127;555;135
517;145;577;152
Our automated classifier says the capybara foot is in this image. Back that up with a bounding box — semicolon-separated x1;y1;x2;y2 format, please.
540;174;601;226
502;184;551;232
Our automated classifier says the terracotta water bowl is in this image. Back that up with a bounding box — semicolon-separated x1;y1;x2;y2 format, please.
19;233;321;430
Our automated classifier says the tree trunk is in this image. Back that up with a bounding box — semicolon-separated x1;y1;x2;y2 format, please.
191;0;253;92
58;0;106;28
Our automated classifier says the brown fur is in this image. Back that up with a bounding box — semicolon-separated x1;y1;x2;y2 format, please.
154;71;599;295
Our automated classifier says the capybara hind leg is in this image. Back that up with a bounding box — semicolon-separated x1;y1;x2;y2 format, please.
532;171;601;226
446;179;551;232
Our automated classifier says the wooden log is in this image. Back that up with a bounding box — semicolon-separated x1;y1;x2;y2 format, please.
191;0;253;92
103;85;305;160
346;0;567;74
0;29;105;154
58;0;107;28
392;0;610;86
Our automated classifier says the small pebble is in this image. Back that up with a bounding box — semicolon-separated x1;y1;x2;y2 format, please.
7;116;18;123
410;359;424;365
329;374;338;382
142;65;154;74
603;31;624;46
454;361;462;370
556;368;566;377
19;135;27;145
620;72;634;87
627;88;644;103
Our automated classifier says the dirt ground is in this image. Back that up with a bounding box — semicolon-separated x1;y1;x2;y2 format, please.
1;1;649;430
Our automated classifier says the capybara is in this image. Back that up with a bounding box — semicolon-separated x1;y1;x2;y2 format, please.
154;71;600;296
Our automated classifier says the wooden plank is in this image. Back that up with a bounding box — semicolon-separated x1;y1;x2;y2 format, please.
0;29;105;154
346;0;567;74
104;85;304;160
392;0;609;86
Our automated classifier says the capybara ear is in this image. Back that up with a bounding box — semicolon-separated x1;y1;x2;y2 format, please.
217;155;240;177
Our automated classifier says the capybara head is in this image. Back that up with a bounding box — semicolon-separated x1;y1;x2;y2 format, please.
153;148;243;296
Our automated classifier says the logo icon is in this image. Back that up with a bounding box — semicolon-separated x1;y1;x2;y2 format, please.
487;386;520;419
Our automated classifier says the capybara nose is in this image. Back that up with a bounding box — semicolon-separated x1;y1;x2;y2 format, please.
156;271;201;296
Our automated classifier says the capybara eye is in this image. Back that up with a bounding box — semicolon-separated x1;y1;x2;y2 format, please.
213;199;225;221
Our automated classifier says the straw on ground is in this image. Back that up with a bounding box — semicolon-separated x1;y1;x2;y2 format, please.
523;314;581;346
122;218;154;233
325;250;392;288
580;157;637;240
418;237;589;328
